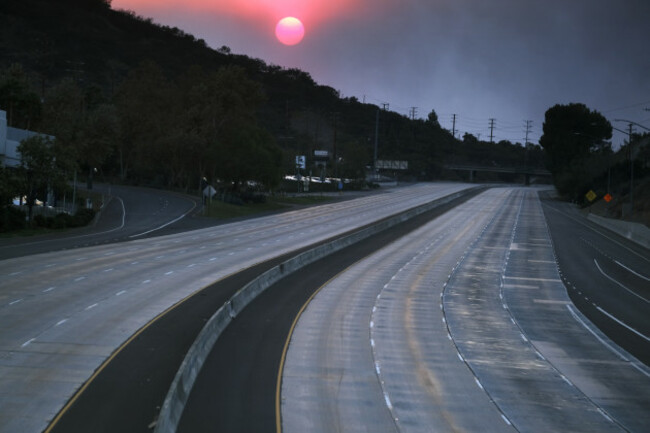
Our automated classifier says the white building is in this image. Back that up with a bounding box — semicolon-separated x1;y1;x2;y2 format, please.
0;109;47;168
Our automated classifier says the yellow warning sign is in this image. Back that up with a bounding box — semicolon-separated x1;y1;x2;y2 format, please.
585;190;597;202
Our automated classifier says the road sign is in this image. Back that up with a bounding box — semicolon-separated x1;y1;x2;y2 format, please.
202;185;216;198
585;190;597;202
295;155;306;169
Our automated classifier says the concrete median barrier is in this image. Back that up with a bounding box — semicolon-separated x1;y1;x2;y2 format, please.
154;186;481;433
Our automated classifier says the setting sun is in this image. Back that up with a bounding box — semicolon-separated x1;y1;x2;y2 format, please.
275;16;305;45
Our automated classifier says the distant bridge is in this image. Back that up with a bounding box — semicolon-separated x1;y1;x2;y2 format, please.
445;164;552;185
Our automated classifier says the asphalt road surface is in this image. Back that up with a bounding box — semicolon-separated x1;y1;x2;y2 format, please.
0;182;472;433
279;188;649;432
0;184;200;260
176;188;649;432
541;192;650;365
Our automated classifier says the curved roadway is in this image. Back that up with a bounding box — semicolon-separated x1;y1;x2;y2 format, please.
0;182;472;433
0;184;200;260
280;188;650;432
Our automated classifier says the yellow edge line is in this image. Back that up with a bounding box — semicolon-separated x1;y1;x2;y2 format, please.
43;269;243;433
275;262;359;433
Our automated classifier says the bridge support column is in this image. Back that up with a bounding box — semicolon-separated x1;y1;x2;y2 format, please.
524;173;530;186
470;170;475;182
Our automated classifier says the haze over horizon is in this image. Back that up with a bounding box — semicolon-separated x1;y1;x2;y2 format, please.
112;0;650;147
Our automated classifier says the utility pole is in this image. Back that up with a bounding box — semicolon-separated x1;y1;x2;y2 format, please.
524;120;533;168
489;118;496;143
374;104;389;180
451;114;457;138
409;107;418;120
524;120;533;146
374;109;380;179
628;122;634;217
331;112;339;178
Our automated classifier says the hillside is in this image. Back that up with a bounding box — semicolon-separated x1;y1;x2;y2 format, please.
1;0;544;190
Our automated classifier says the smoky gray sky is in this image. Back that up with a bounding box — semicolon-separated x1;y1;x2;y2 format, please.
114;0;650;146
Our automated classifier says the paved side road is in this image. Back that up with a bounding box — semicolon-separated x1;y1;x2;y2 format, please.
0;184;200;260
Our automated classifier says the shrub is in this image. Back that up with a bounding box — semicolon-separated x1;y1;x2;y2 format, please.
0;206;27;232
72;208;95;227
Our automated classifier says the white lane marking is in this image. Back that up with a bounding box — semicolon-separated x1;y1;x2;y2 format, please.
9;271;22;276
598;408;614;423
56;319;67;326
544;203;650;263
501;414;512;426
103;268;114;272
74;276;86;282
383;393;393;410
615;260;650;281
131;261;139;265
209;257;217;261
566;305;629;361
85;303;98;310
116;290;127;296
187;264;196;268
142;279;151;284
165;271;174;276
128;199;197;238
560;374;572;387
594;259;649;303
9;299;23;306
474;378;484;390
22;338;35;347
457;353;464;362
43;286;55;293
596;306;650;342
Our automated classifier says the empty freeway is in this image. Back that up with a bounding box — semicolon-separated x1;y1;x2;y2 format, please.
0;183;648;432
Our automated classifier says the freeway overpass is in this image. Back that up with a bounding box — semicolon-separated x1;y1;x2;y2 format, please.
445;164;552;185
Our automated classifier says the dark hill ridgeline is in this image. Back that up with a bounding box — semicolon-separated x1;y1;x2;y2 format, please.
0;0;544;190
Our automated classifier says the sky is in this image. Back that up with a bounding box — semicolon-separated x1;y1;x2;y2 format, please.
111;0;650;147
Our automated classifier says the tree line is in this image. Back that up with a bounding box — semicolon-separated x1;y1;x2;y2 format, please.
540;102;649;215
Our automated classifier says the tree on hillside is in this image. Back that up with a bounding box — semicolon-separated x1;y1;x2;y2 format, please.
41;79;118;188
540;103;612;198
427;109;440;128
0;64;41;129
77;103;120;187
17;135;61;222
40;78;84;161
113;61;174;180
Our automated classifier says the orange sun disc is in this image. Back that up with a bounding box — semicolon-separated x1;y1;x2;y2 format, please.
275;17;305;46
